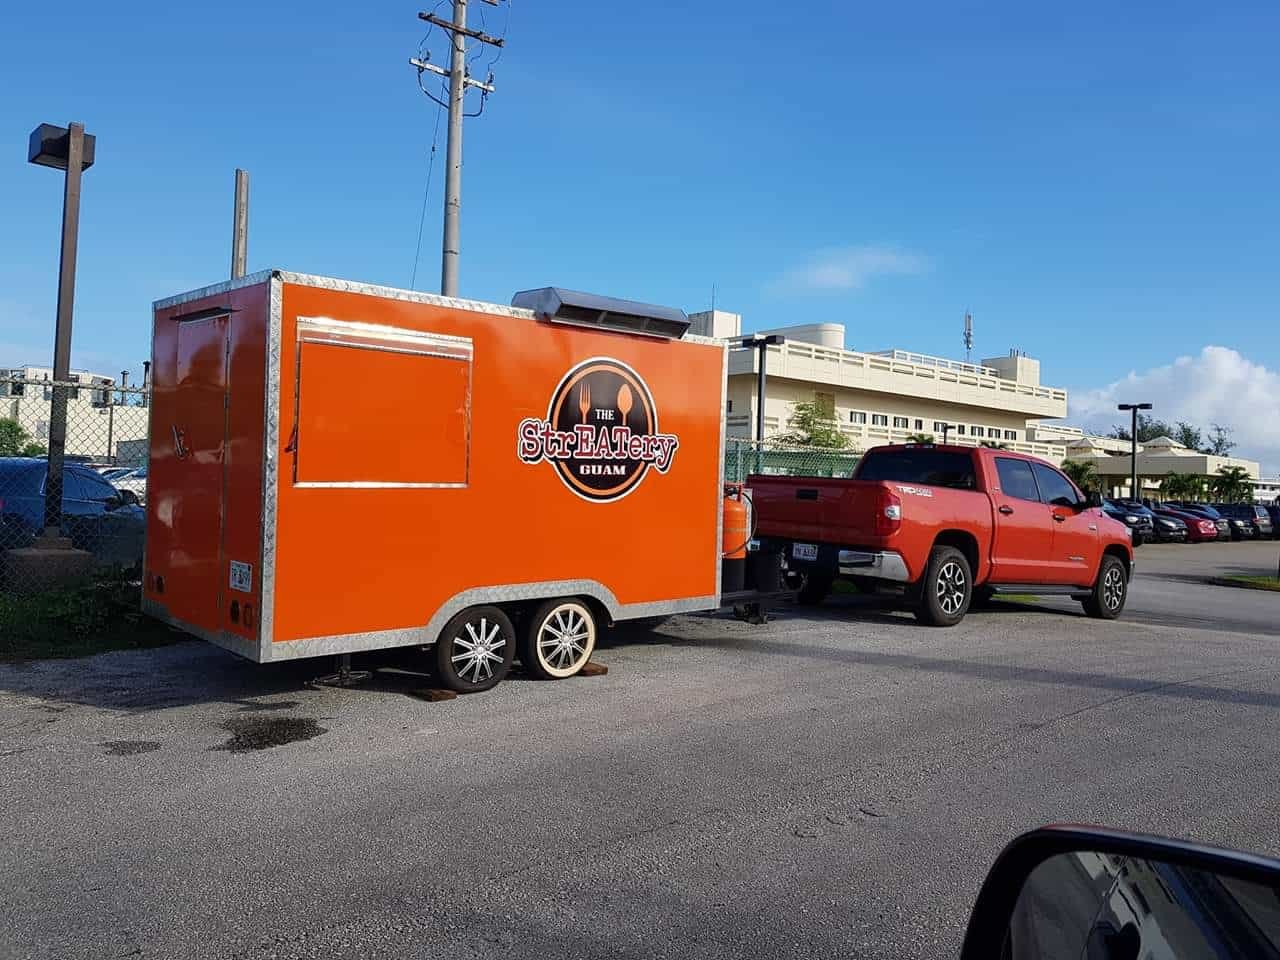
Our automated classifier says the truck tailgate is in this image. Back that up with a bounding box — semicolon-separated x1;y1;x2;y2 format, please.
749;476;887;544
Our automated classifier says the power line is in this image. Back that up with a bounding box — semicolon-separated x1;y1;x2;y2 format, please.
410;102;445;290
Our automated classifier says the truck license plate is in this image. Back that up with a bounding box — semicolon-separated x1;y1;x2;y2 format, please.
792;543;818;561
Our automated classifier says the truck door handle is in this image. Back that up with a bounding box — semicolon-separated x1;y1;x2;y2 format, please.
1053;514;1066;523
998;505;1014;515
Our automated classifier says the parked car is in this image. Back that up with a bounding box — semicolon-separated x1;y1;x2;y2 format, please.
1125;501;1188;543
0;457;145;573
1247;504;1275;539
1101;500;1154;546
1152;505;1218;543
97;466;134;481
1266;503;1280;535
110;464;149;505
1168;502;1231;541
750;443;1134;626
1211;503;1261;540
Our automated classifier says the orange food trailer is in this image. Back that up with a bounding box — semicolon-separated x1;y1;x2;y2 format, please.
143;270;763;692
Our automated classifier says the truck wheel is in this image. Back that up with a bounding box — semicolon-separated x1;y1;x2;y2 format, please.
520;599;597;680
1083;555;1128;620
797;572;832;606
433;606;515;693
913;546;972;627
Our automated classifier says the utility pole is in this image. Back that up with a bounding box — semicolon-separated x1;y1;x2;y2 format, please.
413;2;504;299
231;168;249;279
440;1;466;298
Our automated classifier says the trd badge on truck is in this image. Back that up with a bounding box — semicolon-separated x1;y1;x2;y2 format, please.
517;357;680;503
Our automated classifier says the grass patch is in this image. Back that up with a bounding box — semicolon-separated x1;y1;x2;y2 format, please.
0;571;179;662
1217;576;1280;593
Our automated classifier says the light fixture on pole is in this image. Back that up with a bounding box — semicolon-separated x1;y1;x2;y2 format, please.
1117;402;1152;501
738;334;785;444
28;122;95;537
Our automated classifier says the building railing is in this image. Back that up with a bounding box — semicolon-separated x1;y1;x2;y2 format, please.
867;349;1000;378
733;340;1069;406
726;414;1067;462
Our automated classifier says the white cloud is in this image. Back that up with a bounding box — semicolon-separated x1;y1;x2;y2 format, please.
778;245;929;293
1069;346;1280;473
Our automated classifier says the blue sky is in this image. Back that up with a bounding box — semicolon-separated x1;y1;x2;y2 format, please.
2;2;1278;462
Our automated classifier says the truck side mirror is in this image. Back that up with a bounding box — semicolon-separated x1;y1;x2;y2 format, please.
1085;490;1103;509
960;825;1280;960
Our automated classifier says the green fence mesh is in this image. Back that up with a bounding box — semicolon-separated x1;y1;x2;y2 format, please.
724;438;860;483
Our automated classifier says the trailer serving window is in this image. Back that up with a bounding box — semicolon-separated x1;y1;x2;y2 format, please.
291;317;472;487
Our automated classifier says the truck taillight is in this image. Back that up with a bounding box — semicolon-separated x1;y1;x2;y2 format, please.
875;490;902;535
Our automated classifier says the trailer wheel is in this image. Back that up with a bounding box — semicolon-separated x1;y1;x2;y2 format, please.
521;599;597;680
433;605;515;693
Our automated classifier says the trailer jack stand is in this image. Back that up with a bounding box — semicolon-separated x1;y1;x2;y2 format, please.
308;654;373;689
733;602;769;625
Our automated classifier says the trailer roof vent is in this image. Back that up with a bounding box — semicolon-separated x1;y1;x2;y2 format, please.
511;287;690;340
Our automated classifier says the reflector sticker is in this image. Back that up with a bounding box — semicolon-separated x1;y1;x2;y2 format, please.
229;561;253;594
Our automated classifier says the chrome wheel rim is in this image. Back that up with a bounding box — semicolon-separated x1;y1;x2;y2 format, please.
1103;565;1125;611
936;560;967;616
450;617;507;684
536;602;596;678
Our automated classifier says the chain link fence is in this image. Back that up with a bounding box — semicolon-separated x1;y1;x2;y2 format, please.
1;375;152;652
725;437;860;483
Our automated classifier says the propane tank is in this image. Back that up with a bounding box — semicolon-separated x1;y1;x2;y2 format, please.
721;484;750;593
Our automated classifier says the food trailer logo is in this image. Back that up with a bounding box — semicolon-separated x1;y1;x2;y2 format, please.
517;358;679;502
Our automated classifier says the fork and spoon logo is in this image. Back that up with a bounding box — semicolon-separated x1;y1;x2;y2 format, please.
517;357;680;503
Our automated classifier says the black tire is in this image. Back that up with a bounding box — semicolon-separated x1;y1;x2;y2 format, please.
912;546;972;627
1082;554;1128;620
520;598;597;680
433;605;515;693
797;572;832;606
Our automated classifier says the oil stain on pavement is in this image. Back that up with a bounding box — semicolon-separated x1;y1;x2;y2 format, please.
101;740;162;756
214;715;326;753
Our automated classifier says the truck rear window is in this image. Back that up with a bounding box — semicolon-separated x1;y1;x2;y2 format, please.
855;449;977;490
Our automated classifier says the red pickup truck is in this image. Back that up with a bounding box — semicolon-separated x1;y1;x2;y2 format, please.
750;444;1133;626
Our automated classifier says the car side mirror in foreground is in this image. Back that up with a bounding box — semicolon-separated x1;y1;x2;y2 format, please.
1084;490;1104;509
960;825;1280;960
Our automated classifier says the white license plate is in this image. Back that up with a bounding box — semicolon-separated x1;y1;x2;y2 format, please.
792;543;818;561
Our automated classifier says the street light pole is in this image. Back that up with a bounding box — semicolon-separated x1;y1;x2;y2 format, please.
739;334;784;474
739;334;785;443
1118;402;1152;501
29;122;95;537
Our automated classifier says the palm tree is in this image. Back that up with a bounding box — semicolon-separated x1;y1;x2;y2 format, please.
1061;458;1099;493
905;433;935;444
1160;471;1204;501
1211;465;1253;503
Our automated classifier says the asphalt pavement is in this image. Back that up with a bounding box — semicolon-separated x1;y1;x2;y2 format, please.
1;543;1277;959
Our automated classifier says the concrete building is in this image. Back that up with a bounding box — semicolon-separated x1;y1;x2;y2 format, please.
1252;477;1280;503
691;311;1070;461
1051;433;1259;499
0;365;149;463
694;310;1264;495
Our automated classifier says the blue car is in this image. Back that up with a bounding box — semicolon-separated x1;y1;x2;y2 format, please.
0;457;146;572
